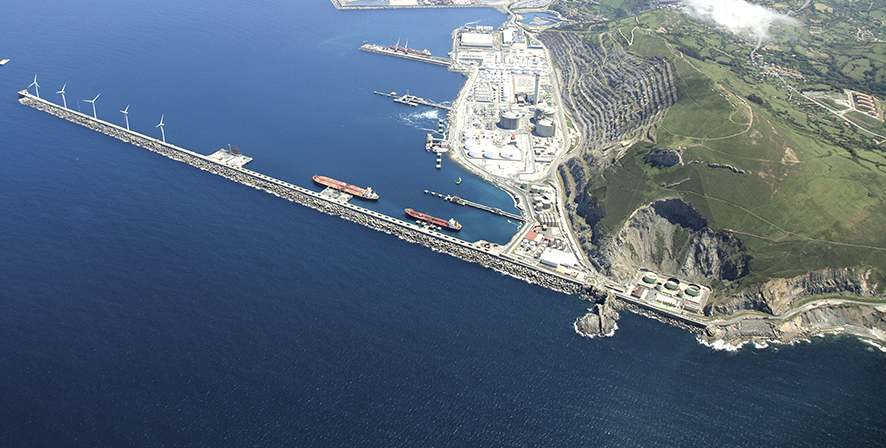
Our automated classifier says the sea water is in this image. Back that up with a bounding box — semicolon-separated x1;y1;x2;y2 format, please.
1;1;885;446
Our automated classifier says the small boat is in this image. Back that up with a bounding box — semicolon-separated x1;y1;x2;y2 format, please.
456;177;462;185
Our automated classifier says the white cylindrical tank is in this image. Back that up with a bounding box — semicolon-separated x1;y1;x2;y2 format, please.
484;148;498;159
500;147;520;160
535;119;555;137
499;111;520;130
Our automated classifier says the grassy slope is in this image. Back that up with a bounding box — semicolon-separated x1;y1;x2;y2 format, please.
573;7;886;289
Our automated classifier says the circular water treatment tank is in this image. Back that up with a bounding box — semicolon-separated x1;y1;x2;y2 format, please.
665;278;680;291
642;272;658;284
685;285;701;297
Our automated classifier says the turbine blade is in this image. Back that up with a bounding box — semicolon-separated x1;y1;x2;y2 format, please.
93;93;101;101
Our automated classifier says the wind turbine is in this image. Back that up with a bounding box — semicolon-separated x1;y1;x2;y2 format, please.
83;93;100;119
28;74;40;98
156;114;165;142
57;84;67;108
120;104;130;130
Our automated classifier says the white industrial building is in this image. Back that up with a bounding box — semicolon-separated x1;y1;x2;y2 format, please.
461;33;494;48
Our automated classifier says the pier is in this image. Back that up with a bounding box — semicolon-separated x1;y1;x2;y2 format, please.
360;44;452;67
425;190;524;221
18;89;581;295
374;90;451;111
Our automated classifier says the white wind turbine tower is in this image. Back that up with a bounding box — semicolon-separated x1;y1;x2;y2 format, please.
83;93;100;119
57;84;67;108
29;74;40;98
156;114;165;142
120;104;130;130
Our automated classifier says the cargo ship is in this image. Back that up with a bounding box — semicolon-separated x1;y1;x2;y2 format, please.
389;38;432;56
313;175;379;200
405;208;461;231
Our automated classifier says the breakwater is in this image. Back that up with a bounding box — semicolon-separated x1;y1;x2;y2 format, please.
18;90;584;295
360;44;452;67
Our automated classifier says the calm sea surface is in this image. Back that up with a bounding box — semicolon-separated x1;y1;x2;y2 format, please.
1;1;885;446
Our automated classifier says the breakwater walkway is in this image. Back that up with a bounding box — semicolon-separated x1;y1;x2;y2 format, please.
360;44;452;67
18;90;584;295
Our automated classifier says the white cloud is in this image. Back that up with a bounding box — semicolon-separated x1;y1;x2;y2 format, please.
683;0;798;42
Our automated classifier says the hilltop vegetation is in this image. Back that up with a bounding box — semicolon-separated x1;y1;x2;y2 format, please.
546;0;886;295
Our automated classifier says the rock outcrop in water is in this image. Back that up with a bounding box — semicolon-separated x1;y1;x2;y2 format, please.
574;300;620;338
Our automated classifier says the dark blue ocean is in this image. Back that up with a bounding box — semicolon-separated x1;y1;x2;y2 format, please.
2;1;885;446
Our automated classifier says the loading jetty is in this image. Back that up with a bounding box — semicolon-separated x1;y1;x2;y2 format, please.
18;89;582;295
360;44;452;67
425;190;524;221
373;90;451;111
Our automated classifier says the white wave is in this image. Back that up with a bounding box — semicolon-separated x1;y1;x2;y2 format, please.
682;0;798;42
861;339;886;353
574;321;618;339
696;337;747;352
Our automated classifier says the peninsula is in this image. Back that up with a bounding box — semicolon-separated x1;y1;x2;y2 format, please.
342;0;886;349
18;0;886;350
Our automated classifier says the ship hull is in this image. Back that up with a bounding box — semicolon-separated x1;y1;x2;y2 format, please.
405;208;461;231
313;175;379;200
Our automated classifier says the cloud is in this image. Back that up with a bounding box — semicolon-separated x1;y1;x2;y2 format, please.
682;0;798;42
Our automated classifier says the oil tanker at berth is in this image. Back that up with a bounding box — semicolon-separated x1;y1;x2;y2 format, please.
405;208;462;231
313;175;379;200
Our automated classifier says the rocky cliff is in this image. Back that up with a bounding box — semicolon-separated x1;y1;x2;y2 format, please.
590;199;749;284
713;268;879;316
701;303;886;347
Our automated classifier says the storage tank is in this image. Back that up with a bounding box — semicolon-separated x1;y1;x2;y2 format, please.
535;119;555;137
535;106;556;121
484;148;499;159
642;272;658;284
465;140;482;158
500;147;520;160
665;278;680;291
685;285;701;297
499;110;520;130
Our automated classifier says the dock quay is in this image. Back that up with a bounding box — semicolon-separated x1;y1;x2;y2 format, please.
394;94;451;111
18;89;582;295
360;44;452;67
425;190;524;221
374;89;451;111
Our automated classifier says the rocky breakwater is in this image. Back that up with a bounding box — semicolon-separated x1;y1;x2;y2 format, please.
18;91;583;296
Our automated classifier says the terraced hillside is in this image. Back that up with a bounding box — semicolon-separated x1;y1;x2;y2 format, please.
545;5;886;301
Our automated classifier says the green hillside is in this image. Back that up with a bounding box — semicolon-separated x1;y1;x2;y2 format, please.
559;1;886;289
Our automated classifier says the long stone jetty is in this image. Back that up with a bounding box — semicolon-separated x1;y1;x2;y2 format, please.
18;90;585;295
